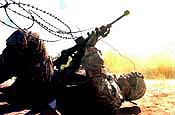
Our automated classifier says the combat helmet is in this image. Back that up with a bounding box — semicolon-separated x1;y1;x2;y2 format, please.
6;29;28;48
117;72;146;101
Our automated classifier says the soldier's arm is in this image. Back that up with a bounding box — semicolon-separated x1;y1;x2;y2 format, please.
81;47;122;112
86;25;110;47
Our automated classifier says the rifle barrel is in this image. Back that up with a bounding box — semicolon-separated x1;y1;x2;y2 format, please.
108;14;125;26
108;10;130;27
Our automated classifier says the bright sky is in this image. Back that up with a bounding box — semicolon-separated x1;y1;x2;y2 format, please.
0;0;175;59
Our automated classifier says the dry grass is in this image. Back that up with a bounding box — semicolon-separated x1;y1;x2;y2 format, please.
103;50;175;79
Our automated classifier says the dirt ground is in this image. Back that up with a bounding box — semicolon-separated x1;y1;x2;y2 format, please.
119;80;175;115
0;79;175;115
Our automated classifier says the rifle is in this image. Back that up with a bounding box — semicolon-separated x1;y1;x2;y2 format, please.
85;10;130;47
54;10;130;72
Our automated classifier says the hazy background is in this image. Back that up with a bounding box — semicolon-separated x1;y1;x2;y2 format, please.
0;0;175;78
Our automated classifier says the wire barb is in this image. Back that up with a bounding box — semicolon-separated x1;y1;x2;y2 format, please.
0;0;79;40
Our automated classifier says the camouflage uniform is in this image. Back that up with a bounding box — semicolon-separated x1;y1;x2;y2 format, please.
82;46;146;113
0;29;54;82
82;47;122;111
0;29;55;106
53;24;146;114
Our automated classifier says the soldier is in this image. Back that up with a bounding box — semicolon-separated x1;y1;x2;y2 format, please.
55;25;146;115
0;29;57;110
0;26;146;115
82;46;146;114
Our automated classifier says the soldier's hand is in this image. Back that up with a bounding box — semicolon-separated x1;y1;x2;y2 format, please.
99;25;110;37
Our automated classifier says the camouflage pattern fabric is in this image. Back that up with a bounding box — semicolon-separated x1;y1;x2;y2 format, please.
82;47;146;113
25;31;54;82
81;47;106;77
0;29;55;106
0;29;54;82
82;47;123;112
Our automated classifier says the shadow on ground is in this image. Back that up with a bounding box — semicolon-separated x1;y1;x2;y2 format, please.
115;106;141;115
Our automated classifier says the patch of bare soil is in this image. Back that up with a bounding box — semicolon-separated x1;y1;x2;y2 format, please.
0;80;175;115
117;80;175;115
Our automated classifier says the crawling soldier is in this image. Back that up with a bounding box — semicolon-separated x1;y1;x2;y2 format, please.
0;29;56;109
55;25;146;115
82;46;146;114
